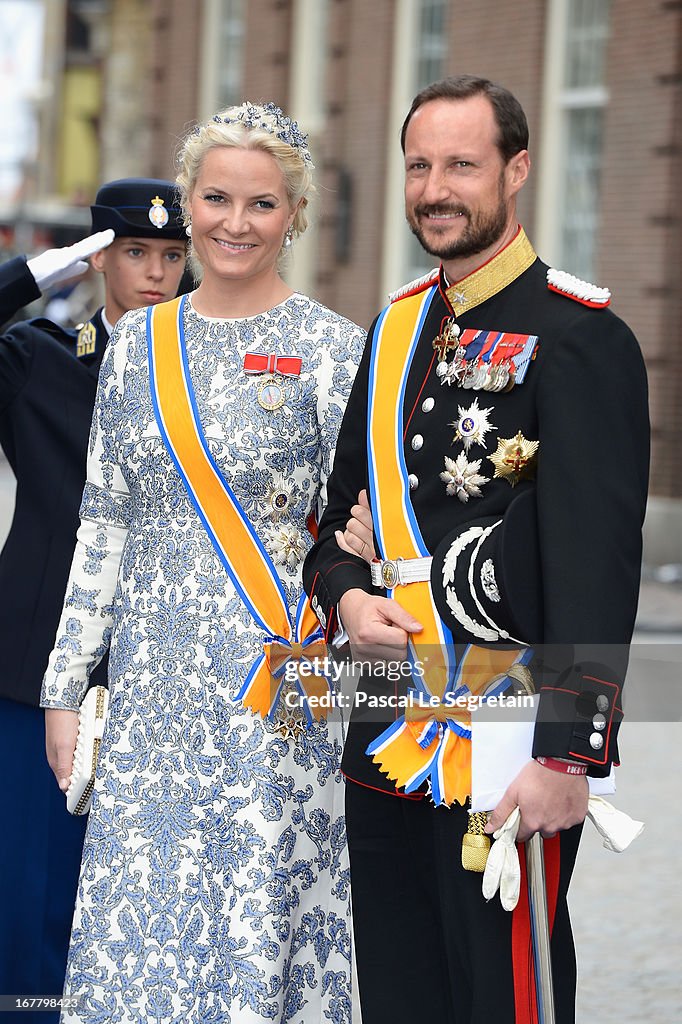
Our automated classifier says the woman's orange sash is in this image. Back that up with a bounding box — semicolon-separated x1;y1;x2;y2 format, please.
147;297;328;724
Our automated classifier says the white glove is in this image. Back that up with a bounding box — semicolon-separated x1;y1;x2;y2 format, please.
482;797;645;911
482;806;521;911
586;795;644;853
26;229;115;291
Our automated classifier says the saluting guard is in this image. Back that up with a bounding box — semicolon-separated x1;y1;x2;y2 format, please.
0;179;186;1019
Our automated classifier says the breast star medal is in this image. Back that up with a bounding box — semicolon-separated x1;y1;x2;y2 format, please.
264;524;307;568
262;473;294;521
488;431;539;486
440;452;490;502
451;398;496;452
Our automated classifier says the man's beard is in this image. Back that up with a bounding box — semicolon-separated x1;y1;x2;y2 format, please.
407;188;508;261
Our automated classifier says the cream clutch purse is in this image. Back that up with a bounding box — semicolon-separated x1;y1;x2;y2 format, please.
66;685;109;815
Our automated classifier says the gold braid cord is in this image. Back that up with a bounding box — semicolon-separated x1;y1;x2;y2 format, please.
462;811;491;872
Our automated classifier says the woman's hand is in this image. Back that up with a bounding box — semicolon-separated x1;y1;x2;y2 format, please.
45;708;79;792
335;489;376;562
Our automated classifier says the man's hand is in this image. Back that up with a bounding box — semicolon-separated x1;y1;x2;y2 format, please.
338;588;422;662
45;708;79;792
335;489;375;562
27;229;115;291
485;759;589;843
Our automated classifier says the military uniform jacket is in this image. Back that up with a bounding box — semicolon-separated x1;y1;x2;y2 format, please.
0;256;108;705
303;231;649;794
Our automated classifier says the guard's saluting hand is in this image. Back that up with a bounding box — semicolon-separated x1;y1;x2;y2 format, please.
26;228;115;291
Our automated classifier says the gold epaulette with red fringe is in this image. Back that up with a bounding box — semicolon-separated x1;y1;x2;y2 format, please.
389;267;440;304
546;267;611;308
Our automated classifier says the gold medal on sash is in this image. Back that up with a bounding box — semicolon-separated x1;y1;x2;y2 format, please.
272;709;305;739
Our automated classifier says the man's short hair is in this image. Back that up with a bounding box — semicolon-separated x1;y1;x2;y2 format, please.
400;75;529;163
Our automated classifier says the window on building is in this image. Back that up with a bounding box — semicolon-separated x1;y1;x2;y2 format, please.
406;0;449;280
382;0;451;298
559;0;611;280
415;0;448;90
215;0;245;108
537;0;611;279
199;0;245;116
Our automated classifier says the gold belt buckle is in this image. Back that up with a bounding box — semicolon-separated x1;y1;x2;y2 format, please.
380;558;402;588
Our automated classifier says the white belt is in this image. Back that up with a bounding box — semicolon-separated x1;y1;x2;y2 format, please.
370;556;433;588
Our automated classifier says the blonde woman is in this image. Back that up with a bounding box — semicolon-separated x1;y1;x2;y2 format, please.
42;103;365;1023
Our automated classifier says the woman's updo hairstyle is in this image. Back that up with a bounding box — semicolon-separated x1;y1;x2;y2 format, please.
176;101;315;240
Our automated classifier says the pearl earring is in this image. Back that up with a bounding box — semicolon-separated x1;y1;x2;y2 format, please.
185;222;192;238
283;227;293;249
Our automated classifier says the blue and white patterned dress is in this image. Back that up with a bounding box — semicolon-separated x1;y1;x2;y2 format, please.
41;294;365;1024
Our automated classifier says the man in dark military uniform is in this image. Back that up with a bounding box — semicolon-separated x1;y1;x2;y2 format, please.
0;179;186;1017
303;76;649;1024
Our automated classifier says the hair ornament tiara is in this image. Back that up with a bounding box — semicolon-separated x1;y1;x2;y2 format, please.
195;102;314;165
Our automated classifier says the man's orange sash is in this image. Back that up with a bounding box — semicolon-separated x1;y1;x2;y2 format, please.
365;286;526;804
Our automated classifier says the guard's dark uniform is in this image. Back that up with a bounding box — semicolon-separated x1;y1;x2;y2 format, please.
0;256;107;1011
0;258;109;705
0;177;186;1019
303;230;649;1023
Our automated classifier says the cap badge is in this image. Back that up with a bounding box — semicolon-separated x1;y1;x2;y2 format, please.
441;522;524;643
148;195;169;229
480;559;501;603
440;452;490;503
441;526;500;641
451;398;496;452
489;431;539;486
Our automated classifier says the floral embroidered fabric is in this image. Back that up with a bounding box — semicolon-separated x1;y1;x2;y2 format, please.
41;294;365;1023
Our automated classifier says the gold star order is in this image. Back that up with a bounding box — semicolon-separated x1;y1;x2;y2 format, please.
488;431;539;486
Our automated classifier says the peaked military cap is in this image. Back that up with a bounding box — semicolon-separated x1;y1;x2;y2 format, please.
431;486;543;647
90;178;185;239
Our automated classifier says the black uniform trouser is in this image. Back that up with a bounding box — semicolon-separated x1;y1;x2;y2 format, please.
346;779;581;1024
0;698;87;1024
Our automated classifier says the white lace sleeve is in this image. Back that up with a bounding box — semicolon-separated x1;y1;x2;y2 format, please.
41;320;134;710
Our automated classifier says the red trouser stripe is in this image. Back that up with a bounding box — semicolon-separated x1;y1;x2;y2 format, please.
511;835;562;1024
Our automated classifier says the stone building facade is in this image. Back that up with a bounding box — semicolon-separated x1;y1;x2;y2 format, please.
19;0;682;558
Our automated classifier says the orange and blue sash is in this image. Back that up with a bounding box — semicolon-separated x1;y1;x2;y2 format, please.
365;285;529;804
147;296;329;724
